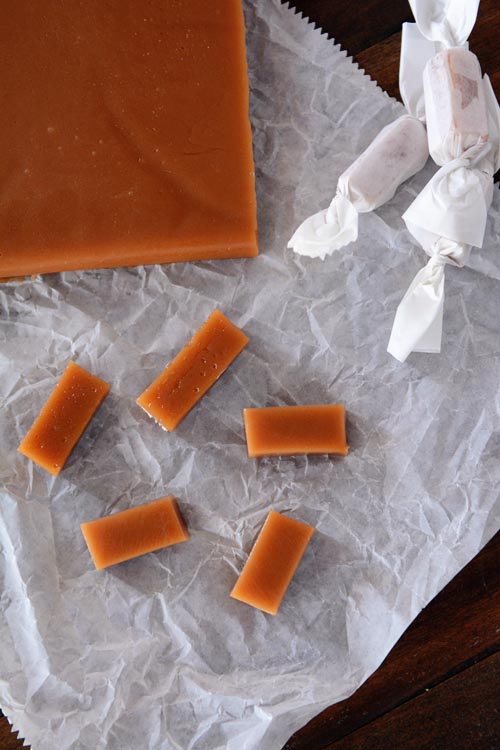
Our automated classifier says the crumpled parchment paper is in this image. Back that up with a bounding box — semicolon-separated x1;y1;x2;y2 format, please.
1;2;499;749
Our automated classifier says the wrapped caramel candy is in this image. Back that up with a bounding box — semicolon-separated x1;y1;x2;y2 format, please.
288;116;428;259
388;0;500;362
287;17;432;260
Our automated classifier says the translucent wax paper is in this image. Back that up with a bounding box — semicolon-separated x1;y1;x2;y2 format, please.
1;2;500;749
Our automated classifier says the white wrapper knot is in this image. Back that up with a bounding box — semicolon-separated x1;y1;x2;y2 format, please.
407;0;480;47
388;153;492;364
387;250;448;363
287;193;358;260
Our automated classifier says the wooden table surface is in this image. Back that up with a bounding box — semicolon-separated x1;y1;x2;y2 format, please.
1;1;499;748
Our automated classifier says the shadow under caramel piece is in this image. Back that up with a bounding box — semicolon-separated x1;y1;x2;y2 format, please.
137;309;249;431
0;0;257;278
243;404;348;457
81;495;189;570
230;510;315;615
18;361;109;475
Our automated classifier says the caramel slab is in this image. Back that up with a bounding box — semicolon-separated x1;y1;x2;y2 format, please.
18;361;109;475
0;0;257;278
137;309;248;431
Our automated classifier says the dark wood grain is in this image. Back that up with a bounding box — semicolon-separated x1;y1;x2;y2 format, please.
0;716;23;750
288;0;412;56
325;651;500;750
2;2;500;749
356;33;401;98
285;531;500;748
469;0;500;98
292;0;500;102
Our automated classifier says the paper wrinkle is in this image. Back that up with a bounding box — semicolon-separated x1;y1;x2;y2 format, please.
1;1;500;749
408;0;480;47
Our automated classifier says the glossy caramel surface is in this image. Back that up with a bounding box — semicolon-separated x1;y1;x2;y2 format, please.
230;510;315;615
18;361;109;475
137;309;248;431
81;495;189;570
0;0;257;277
244;404;349;457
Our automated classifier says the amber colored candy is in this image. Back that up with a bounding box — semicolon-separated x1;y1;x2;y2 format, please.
230;510;315;615
137;309;248;431
81;495;189;570
243;404;348;457
18;361;109;475
0;0;257;278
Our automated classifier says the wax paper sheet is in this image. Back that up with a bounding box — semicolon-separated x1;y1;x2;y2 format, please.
1;2;500;749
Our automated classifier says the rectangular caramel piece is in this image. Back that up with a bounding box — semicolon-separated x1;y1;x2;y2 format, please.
243;404;348;457
0;0;257;278
230;510;315;615
137;309;248;431
18;361;109;475
81;495;189;570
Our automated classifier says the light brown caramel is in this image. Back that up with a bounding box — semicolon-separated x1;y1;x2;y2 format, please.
81;495;189;570
0;0;257;278
137;309;248;431
243;404;348;457
230;510;315;615
18;361;109;475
